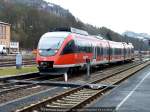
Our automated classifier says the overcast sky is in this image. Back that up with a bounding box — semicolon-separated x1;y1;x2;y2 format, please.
45;0;150;34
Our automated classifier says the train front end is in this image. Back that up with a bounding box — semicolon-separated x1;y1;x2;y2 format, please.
36;32;70;74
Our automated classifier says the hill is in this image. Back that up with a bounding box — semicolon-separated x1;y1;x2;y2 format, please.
0;0;149;51
123;31;149;50
0;0;103;49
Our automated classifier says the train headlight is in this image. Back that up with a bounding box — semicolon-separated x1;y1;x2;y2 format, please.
39;50;42;53
40;62;44;65
54;50;58;53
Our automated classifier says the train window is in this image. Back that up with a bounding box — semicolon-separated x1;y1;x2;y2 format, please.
80;41;86;53
114;48;117;55
103;47;108;56
85;42;92;53
107;47;109;56
93;47;96;59
124;49;126;55
118;48;120;55
131;48;134;54
103;48;105;56
109;47;112;55
75;39;92;53
38;36;65;50
104;48;107;56
85;46;89;53
128;48;130;54
38;36;65;56
76;39;83;53
76;40;81;52
101;47;103;55
61;40;77;54
97;47;100;56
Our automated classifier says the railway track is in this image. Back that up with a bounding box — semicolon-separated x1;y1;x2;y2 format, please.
0;61;137;96
0;59;35;67
15;61;149;112
0;73;65;105
0;61;131;95
0;73;63;95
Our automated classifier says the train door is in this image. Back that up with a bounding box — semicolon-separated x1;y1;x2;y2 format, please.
74;37;83;64
122;43;126;61
92;45;97;63
107;41;111;63
99;43;103;62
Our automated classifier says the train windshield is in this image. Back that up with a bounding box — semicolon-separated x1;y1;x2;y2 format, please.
38;32;70;56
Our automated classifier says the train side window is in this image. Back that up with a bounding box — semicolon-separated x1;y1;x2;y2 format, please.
115;48;117;55
101;47;103;55
107;47;109;56
118;48;120;55
131;48;134;54
112;48;114;55
105;48;107;56
130;48;131;54
97;46;100;56
109;47;112;55
78;41;82;53
124;48;127;55
86;46;91;53
103;47;105;56
104;47;108;56
61;40;77;54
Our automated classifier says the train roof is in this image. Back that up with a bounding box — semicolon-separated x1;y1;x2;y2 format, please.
50;27;88;36
47;27;133;47
41;32;71;38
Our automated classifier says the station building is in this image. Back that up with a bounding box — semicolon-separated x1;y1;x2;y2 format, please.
0;21;10;48
0;21;19;53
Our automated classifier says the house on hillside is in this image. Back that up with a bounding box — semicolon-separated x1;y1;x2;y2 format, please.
0;21;19;54
0;21;10;53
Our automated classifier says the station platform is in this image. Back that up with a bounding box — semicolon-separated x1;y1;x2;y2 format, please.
88;65;150;112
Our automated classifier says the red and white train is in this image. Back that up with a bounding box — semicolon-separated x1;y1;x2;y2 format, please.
36;27;134;74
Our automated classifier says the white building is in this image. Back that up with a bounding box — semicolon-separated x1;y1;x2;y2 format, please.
10;42;19;53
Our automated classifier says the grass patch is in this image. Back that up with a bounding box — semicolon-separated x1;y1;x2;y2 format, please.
0;66;38;77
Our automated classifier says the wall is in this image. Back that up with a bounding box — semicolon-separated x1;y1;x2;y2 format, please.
0;22;10;48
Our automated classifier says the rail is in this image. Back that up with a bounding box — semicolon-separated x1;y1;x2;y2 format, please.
15;61;149;112
0;59;36;67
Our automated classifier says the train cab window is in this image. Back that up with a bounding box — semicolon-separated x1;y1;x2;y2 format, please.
61;40;77;54
38;36;65;56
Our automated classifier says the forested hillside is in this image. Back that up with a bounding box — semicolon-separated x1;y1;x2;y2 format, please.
0;0;149;50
